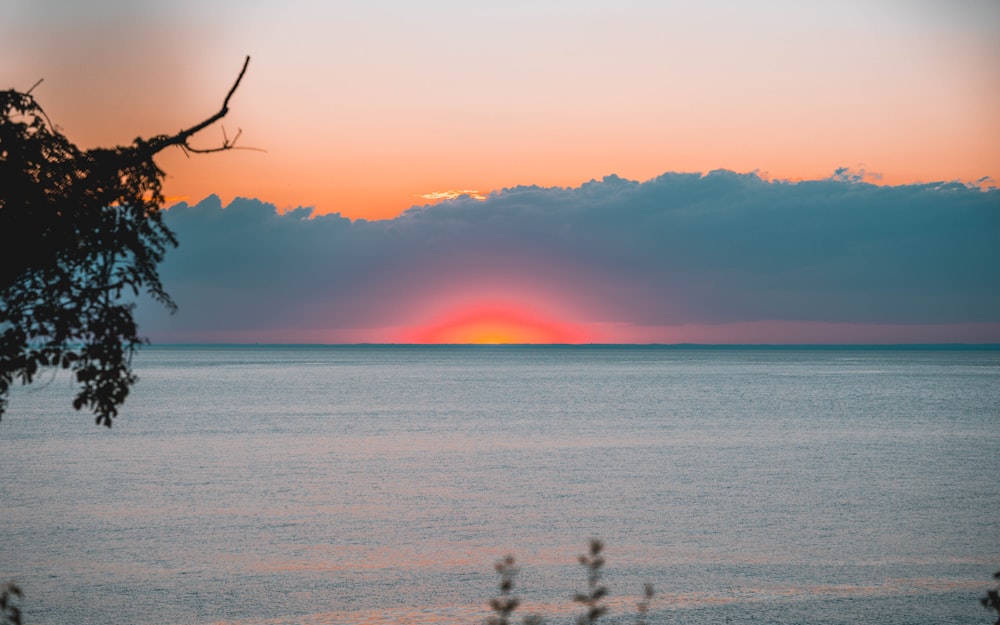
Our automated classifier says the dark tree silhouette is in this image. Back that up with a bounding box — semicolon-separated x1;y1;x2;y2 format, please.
984;571;1000;625
487;555;521;625
0;57;251;426
0;583;21;625
573;539;609;624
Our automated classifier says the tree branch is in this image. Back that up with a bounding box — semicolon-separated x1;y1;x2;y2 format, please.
146;56;251;155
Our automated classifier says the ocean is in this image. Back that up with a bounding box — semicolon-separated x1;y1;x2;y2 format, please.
2;345;998;624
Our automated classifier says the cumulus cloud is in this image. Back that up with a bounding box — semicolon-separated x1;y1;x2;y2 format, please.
136;171;1000;343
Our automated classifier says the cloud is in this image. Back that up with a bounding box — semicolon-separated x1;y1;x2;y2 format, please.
136;171;1000;343
417;190;488;201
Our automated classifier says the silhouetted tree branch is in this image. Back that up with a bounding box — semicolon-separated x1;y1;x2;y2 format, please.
146;56;250;155
0;56;252;426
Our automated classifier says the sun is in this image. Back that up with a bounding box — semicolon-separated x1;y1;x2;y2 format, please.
401;301;590;344
430;316;554;344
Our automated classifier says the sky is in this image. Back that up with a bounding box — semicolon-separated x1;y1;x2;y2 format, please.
4;0;1000;343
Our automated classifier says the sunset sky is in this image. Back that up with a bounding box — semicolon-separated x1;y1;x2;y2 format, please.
4;0;1000;343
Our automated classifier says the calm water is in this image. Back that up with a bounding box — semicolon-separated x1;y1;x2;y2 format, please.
2;346;999;625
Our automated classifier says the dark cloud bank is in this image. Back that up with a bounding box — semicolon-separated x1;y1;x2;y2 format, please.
138;170;1000;341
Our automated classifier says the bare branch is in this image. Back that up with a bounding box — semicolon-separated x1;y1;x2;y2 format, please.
183;132;267;154
146;56;251;154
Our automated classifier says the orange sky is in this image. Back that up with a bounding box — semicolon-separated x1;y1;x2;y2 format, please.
4;1;999;220
5;1;1000;345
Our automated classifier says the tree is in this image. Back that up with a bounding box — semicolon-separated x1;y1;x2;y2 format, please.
0;57;251;426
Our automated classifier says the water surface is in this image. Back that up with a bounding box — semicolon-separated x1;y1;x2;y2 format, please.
2;346;998;624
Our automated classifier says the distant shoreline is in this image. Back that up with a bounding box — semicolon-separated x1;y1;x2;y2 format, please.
142;343;1000;351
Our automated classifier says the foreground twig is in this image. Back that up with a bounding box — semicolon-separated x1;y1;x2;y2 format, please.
573;539;609;624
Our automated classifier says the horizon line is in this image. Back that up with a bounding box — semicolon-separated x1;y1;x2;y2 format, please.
142;342;1000;350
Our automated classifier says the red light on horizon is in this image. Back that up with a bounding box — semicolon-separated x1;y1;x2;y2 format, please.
399;302;593;344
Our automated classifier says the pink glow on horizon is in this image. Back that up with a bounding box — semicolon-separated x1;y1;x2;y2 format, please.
144;321;1000;345
396;301;597;344
592;321;1000;345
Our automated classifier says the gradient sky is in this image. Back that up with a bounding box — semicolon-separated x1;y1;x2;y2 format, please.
5;0;999;219
4;0;1000;343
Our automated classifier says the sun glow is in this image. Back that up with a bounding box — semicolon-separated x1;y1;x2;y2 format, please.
401;302;591;344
